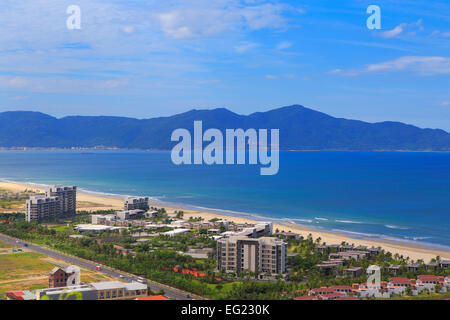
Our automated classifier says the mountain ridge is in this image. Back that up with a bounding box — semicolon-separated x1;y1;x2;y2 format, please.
0;105;449;151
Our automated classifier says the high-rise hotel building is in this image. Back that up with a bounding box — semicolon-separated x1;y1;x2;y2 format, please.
217;236;287;275
123;196;149;211
46;185;77;215
26;185;77;222
26;196;60;222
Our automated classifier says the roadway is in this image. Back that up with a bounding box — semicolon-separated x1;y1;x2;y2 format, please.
0;233;200;300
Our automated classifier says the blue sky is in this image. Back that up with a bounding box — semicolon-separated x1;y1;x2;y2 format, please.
0;0;449;130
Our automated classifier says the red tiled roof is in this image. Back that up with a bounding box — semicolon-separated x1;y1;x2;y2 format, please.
389;277;410;282
5;291;25;300
417;275;441;280
329;285;353;290
310;288;336;293
319;292;346;298
389;280;411;285
294;296;319;300
335;296;360;300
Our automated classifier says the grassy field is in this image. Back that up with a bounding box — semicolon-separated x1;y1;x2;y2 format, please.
0;252;53;281
48;225;71;232
0;252;117;299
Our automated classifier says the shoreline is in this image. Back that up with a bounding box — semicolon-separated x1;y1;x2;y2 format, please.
0;180;449;261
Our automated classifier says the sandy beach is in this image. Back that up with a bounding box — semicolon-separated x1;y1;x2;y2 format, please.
1;181;448;262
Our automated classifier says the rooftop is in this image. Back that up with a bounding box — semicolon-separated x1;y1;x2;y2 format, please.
90;281;147;291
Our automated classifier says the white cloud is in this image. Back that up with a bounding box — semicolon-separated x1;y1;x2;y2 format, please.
0;1;298;95
332;56;450;76
431;30;450;38
156;1;291;39
265;73;295;79
366;56;450;75
234;42;259;53
276;41;292;50
122;26;135;34
441;101;450;106
380;19;423;39
382;25;404;38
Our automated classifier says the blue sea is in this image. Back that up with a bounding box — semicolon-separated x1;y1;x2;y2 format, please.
0;150;449;250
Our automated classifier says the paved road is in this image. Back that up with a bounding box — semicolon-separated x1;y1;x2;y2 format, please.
0;233;200;300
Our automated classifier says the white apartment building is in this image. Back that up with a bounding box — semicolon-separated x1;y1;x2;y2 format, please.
26;196;60;222
217;236;287;275
123;197;149;211
46;185;77;215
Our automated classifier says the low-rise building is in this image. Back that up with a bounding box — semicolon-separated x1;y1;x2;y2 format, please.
116;209;145;221
406;263;421;272
91;214;116;224
387;264;403;275
439;260;450;269
275;231;300;240
319;292;346;300
5;290;36;300
294;295;319;300
163;228;190;237
49;267;77;288
36;281;148;300
328;285;354;294
345;267;363;278
74;224;123;233
387;277;413;294
416;275;444;290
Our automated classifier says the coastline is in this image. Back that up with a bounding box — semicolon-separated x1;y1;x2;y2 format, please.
0;180;449;261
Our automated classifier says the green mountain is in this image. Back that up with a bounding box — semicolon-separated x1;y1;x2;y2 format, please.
0;105;449;151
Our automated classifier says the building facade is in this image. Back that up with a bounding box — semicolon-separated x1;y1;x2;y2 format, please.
116;209;145;221
217;236;287;275
49;267;76;288
123;197;149;211
46;185;77;215
26;196;60;222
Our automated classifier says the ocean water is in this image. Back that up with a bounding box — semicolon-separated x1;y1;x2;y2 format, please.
0;150;449;250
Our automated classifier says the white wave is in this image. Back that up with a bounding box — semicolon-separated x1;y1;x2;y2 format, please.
291;218;314;223
331;229;378;238
314;217;328;221
335;219;362;224
385;224;409;230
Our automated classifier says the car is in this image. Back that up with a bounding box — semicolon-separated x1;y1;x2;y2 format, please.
119;275;124;279
96;265;102;271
